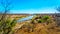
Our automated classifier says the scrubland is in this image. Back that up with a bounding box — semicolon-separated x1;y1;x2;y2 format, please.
14;15;60;34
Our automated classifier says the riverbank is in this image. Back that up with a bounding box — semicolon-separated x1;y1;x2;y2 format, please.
13;15;60;34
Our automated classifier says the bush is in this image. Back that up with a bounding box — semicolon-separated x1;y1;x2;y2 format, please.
37;15;51;24
0;17;17;34
43;15;50;20
38;19;43;23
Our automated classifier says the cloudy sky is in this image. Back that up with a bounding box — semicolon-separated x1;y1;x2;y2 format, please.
0;0;60;14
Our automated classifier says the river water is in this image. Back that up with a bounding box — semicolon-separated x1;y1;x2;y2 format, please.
17;15;34;22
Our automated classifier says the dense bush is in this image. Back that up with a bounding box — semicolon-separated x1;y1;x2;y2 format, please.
38;19;43;23
31;15;52;24
42;15;50;20
0;17;17;34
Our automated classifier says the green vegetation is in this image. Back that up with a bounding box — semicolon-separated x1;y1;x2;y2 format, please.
31;15;51;24
38;19;43;23
13;15;60;34
0;17;17;34
42;15;50;20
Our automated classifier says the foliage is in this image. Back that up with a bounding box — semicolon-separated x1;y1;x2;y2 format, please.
38;19;43;23
37;15;50;23
42;15;50;20
31;15;52;24
0;0;17;34
0;17;17;34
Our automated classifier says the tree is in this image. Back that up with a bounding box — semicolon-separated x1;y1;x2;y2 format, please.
55;6;60;26
56;6;60;12
0;0;12;21
0;0;16;34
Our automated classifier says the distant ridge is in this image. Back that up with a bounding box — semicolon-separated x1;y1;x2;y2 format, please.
0;13;60;15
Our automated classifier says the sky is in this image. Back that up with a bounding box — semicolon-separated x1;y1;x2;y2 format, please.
0;0;60;14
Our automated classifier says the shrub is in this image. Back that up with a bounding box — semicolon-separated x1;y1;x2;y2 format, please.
37;15;51;24
43;15;50;20
0;17;17;34
38;19;43;23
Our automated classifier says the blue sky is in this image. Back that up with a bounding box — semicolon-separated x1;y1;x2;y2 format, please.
0;0;60;14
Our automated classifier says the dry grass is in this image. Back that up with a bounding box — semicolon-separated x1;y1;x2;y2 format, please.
14;15;60;34
14;22;60;34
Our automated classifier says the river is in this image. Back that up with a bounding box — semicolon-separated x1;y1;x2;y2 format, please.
17;15;35;22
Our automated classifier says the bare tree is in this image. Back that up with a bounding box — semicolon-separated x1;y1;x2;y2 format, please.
0;0;16;34
56;6;60;12
0;0;12;21
55;6;60;26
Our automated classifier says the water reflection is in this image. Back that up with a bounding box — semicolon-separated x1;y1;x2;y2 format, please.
17;15;34;22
